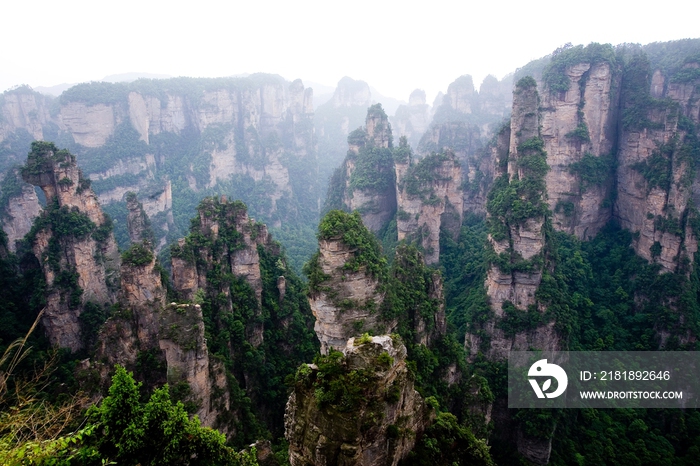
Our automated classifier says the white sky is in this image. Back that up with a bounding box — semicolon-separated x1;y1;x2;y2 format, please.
2;0;698;104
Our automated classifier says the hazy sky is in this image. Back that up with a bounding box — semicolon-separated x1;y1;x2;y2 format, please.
2;0;698;104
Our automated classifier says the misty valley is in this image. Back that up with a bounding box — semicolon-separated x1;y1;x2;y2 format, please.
1;39;700;465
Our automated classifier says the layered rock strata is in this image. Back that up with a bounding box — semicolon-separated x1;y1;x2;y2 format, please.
96;245;166;368
158;303;216;426
484;79;545;320
0;87;52;144
615;60;700;273
396;149;463;264
417;74;512;220
1;76;316;247
540;61;619;239
309;233;389;354
1;173;42;252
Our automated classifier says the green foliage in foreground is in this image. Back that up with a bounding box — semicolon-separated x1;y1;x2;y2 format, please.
1;366;259;465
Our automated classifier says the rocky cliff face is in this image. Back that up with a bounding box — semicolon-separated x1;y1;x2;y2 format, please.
462;124;507;215
463;45;700;465
97;245;166;362
95;228;166;386
0;87;52;146
0;170;42;252
417;74;512;220
540;61;619;239
464;80;560;418
396;150;463;264
484;78;545;319
96;192;315;442
97;255;226;432
329;77;372;109
473;48;700;353
0;76;317;253
21;142;119;352
492;48;700;278
157;303;217;426
479;74;514;120
285;335;433;466
615;58;700;273
326;105;467;264
340;105;397;232
171;197;275;346
391;89;431;149
308;232;390;354
125;191;155;244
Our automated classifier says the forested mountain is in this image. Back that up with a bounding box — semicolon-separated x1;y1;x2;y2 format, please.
1;38;700;465
0;75;318;273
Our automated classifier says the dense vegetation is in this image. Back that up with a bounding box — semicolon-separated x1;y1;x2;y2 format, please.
303;210;494;464
398;150;459;221
441;211;700;463
3;37;700;465
1;362;259;465
171;198;318;445
543;43;618;93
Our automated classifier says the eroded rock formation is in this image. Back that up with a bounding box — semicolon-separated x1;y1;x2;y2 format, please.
540;61;619;239
171;197;275;346
0;76;317;250
396;149;463;264
94;192;166;377
0;171;42;252
285;335;432;466
158;303;216;426
417;74;512;221
391;89;431;148
0;87;52;145
308;228;390;354
615;58;700;273
482;78;546;324
21;142;119;351
340;104;397;232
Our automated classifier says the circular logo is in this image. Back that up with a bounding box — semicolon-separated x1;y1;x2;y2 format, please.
528;359;568;399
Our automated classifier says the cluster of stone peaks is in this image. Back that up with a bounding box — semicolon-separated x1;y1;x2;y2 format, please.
333;104;464;265
18;144;288;439
21;142;120;351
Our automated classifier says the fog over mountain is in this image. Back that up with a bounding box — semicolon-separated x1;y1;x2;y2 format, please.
2;4;700;463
